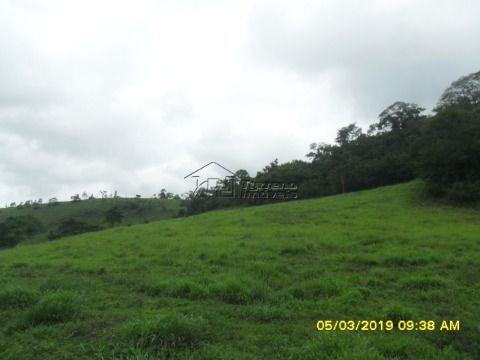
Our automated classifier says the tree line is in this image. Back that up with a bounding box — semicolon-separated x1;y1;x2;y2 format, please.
186;70;480;214
5;188;182;210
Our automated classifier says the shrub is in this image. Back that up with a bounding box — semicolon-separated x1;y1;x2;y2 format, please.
447;181;480;202
104;206;124;226
0;215;43;248
177;209;186;217
49;218;102;240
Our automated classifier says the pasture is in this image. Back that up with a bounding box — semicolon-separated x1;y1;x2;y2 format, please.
0;182;478;359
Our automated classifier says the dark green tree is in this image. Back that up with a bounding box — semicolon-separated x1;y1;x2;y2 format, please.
335;123;362;146
49;218;102;240
234;169;250;180
418;104;480;201
104;207;124;226
0;215;43;248
369;101;425;134
436;70;480;110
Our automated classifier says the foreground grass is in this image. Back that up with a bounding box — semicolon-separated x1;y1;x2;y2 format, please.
0;182;478;359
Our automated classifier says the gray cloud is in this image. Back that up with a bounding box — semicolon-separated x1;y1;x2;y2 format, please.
0;0;478;204
248;0;480;115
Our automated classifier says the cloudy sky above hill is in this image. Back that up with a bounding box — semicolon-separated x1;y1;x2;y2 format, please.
0;0;479;203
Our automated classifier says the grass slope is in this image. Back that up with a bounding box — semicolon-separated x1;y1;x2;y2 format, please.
0;198;182;244
0;182;479;359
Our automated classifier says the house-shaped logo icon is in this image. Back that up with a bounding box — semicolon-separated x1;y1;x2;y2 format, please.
184;162;238;196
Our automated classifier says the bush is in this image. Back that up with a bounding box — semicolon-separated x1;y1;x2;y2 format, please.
49;218;102;240
104;207;124;226
176;208;186;217
0;215;43;248
447;181;480;202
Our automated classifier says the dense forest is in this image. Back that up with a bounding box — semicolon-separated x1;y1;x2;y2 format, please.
187;70;480;214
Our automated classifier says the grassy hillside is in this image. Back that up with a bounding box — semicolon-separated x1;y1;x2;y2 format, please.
0;182;478;359
0;198;183;244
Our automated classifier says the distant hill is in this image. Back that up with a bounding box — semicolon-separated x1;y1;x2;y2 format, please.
0;182;478;359
0;197;184;245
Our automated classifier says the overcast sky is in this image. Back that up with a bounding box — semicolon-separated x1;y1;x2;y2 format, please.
1;0;479;204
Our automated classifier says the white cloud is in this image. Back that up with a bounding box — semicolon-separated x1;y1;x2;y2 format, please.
0;0;478;203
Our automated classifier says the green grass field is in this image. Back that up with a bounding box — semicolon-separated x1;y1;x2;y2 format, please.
0;182;479;359
0;198;183;244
